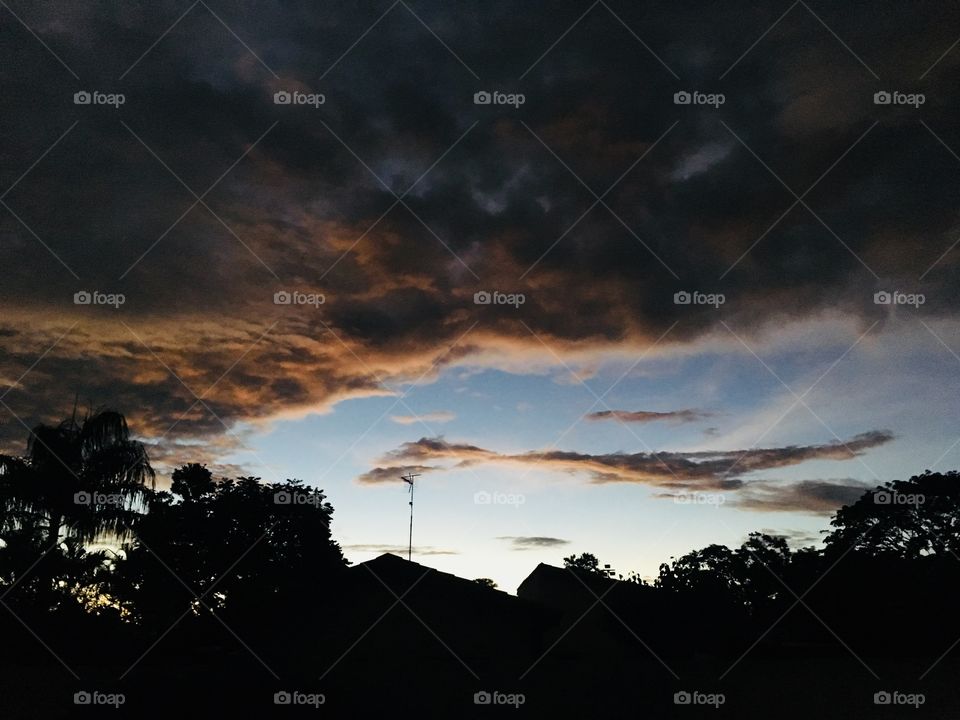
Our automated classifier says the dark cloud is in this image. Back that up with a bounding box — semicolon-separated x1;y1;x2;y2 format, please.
734;478;877;514
586;409;713;424
756;528;825;547
358;431;894;489
0;0;957;465
342;544;459;556
497;536;570;550
355;464;437;485
390;411;455;425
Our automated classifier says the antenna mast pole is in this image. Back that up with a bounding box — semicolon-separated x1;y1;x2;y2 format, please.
401;473;420;561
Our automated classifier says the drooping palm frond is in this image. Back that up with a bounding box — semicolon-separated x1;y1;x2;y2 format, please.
82;442;156;490
78;410;131;457
0;454;43;534
9;409;156;545
27;424;74;473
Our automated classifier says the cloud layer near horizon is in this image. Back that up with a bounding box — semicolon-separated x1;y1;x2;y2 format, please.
356;431;893;513
586;409;713;424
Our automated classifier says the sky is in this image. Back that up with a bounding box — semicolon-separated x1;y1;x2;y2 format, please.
1;0;959;592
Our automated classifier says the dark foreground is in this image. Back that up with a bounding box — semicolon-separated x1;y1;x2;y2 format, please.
2;553;957;719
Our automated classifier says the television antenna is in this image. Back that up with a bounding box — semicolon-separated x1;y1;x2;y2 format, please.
400;473;420;561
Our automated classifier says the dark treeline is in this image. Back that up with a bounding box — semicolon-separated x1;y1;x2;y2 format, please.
2;409;959;718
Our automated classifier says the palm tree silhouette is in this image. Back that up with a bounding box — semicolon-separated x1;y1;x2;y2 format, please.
0;408;154;548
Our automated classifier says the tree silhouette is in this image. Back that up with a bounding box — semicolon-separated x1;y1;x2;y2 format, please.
0;408;154;610
111;469;347;627
825;470;960;557
0;408;154;546
562;552;606;575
